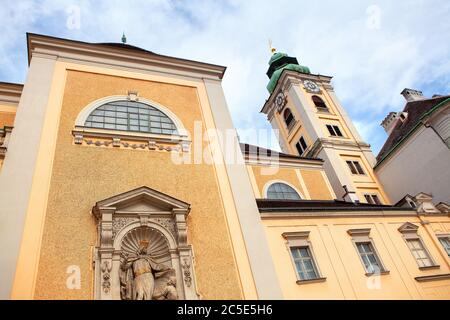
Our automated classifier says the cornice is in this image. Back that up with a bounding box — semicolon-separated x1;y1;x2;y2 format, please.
307;138;371;158
243;153;324;170
27;33;226;81
260;210;425;219
0;82;23;106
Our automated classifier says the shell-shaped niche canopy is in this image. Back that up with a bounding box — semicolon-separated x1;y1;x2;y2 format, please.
121;226;171;265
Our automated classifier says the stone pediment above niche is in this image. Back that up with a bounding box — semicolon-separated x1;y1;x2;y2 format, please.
91;186;198;300
116;199;167;213
93;186;190;216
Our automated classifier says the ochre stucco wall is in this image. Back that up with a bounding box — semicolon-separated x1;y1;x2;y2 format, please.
262;215;450;300
300;170;333;200
250;165;333;200
250;165;305;198
34;70;243;299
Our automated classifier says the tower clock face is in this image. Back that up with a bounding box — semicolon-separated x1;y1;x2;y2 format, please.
304;80;320;93
275;92;286;112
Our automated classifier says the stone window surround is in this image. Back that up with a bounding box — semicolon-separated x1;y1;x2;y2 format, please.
435;233;450;257
72;94;192;152
282;231;326;284
398;222;440;270
347;228;390;276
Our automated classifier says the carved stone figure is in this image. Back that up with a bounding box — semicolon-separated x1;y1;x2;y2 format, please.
120;239;176;300
152;276;178;300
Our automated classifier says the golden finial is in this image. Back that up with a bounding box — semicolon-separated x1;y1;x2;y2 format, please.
268;39;276;54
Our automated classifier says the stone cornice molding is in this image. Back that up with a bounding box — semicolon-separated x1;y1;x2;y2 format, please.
0;82;23;106
27;33;226;81
282;231;310;240
307;137;371;158
243;153;324;170
260;210;428;219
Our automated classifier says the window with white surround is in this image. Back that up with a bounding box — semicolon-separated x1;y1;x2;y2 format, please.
72;95;191;153
283;108;296;131
84;100;178;135
326;124;343;137
266;182;301;200
346;160;365;175
356;242;383;274
364;194;382;205
282;231;325;284
312;95;328;111
295;136;308;156
398;222;439;269
347;228;389;275
437;235;450;257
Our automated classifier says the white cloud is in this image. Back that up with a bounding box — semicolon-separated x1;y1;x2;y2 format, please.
0;0;449;154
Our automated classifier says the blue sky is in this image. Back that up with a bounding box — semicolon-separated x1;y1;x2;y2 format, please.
1;0;449;154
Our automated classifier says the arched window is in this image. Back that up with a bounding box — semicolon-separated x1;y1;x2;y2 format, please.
283;108;295;128
312;95;328;111
84;100;178;135
267;182;301;200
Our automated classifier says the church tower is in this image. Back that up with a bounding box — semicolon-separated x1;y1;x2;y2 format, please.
261;50;389;204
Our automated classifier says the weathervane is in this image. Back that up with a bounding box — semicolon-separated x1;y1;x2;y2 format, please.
268;39;276;54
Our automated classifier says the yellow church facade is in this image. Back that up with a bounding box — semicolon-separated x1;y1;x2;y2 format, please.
0;33;449;300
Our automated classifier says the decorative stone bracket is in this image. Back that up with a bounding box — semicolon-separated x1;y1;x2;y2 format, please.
72;128;191;153
0;126;13;158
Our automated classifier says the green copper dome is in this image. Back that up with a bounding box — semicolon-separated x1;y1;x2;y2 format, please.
266;52;310;93
268;52;288;65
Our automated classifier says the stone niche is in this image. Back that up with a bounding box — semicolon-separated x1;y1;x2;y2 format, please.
92;186;199;300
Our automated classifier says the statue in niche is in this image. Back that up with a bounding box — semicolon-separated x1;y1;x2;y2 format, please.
152;276;178;300
120;239;177;300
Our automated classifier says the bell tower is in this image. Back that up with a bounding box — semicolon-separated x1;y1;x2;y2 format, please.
261;50;389;204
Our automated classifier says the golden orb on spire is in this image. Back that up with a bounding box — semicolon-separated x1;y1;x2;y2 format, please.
268;39;277;54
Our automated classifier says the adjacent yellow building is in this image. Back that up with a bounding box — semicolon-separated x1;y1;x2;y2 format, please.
0;34;448;300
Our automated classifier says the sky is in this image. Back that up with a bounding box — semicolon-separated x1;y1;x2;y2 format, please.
1;0;449;154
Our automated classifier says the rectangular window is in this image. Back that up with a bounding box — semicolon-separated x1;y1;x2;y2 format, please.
283;231;326;284
346;160;365;175
438;237;450;257
364;194;382;205
295;136;308;156
326;124;344;137
348;228;389;276
356;242;384;274
290;247;320;281
406;239;433;268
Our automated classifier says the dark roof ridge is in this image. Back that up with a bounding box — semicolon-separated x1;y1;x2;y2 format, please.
240;142;323;162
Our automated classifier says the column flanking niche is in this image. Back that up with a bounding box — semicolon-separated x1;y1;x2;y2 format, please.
92;186;199;300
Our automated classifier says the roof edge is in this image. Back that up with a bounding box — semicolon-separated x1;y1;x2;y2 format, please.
26;32;227;80
375;97;450;169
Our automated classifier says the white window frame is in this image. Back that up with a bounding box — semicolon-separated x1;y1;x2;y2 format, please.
263;180;304;200
282;231;326;284
436;234;450;258
72;94;191;152
326;124;344;137
75;95;188;136
347;228;389;276
346;160;365;175
398;223;439;270
364;194;382;205
295;136;308;156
